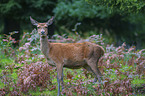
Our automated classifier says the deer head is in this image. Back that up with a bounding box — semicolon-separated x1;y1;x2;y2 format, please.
30;16;54;38
30;16;104;96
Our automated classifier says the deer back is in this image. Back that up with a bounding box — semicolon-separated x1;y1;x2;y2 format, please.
48;42;104;64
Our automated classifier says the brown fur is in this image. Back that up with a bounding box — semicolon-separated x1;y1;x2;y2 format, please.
48;42;104;68
30;16;105;96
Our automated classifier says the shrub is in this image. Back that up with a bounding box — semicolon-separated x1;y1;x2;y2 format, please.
0;30;144;95
17;62;55;92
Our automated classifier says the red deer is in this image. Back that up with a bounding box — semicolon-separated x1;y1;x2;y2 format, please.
30;16;104;96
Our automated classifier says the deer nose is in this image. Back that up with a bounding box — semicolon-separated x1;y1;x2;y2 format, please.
41;31;45;35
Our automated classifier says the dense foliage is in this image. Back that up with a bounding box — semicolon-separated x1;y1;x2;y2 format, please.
0;0;145;48
0;0;56;20
54;0;145;48
0;31;144;95
0;1;145;95
86;0;145;13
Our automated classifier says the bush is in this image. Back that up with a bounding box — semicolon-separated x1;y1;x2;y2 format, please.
17;62;54;92
0;30;144;95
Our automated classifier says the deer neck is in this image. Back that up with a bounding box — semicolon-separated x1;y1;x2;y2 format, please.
40;37;50;58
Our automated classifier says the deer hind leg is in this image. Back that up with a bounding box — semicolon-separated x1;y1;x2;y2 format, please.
84;65;102;83
87;60;102;83
56;64;64;96
84;65;98;82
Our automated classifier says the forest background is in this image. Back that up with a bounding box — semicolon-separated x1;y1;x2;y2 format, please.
0;0;145;48
0;0;145;96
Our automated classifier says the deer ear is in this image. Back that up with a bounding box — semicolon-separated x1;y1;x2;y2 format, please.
46;16;54;26
30;16;38;26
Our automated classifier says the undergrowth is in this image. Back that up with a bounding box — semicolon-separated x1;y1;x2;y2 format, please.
0;30;145;96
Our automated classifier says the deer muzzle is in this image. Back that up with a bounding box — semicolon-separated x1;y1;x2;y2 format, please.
41;31;45;35
40;29;46;38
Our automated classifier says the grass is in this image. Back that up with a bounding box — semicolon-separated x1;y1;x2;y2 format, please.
0;32;145;95
27;88;57;96
0;55;13;68
0;55;144;95
132;78;145;86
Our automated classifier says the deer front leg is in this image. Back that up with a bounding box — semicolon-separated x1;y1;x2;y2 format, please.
56;64;64;96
